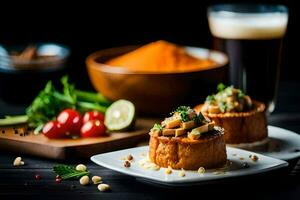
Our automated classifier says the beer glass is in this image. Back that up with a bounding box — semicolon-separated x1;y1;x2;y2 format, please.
207;4;288;113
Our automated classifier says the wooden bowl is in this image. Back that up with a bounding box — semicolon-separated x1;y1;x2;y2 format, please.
86;46;228;115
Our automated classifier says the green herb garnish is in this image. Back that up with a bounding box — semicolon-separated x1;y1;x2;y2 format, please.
204;83;252;113
205;95;215;104
218;101;227;113
175;106;191;122
224;86;233;96
152;123;163;132
53;164;89;180
237;89;245;99
217;83;226;92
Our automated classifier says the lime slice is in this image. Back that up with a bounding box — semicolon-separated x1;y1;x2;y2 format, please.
105;99;135;131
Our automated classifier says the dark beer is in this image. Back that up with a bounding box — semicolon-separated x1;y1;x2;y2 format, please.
213;38;283;112
208;5;288;112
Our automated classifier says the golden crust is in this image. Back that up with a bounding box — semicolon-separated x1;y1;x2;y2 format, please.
148;129;227;170
194;101;268;144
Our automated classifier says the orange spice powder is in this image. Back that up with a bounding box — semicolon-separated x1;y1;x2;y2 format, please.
105;40;216;72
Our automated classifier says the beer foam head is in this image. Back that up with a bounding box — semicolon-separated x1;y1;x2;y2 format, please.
208;12;288;39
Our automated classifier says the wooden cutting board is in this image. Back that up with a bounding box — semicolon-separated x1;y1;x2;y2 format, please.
0;118;156;160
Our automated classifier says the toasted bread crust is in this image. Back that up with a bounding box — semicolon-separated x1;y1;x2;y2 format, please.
148;129;227;170
195;101;267;144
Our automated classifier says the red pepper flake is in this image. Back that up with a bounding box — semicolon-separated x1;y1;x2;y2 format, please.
35;174;41;180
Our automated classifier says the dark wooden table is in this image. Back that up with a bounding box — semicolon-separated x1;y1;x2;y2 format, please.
1;80;300;200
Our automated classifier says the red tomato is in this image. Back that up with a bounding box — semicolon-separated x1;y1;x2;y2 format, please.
83;111;105;123
57;109;82;136
42;121;66;139
81;120;106;137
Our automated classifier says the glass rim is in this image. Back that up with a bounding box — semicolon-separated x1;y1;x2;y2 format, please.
207;4;288;15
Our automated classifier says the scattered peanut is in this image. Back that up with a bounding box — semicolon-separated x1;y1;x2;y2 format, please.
98;183;110;192
165;166;172;174
249;154;259;162
92;176;102;184
76;164;87;171
178;169;185;177
79;175;89;185
198;167;205;174
124;160;131;168
13;157;24;166
127;154;133;161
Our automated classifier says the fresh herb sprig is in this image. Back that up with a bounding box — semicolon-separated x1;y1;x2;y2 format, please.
205;95;215;105
217;83;226;92
218;101;227;113
174;106;191;122
237;89;245;99
53;164;89;180
152;123;163;132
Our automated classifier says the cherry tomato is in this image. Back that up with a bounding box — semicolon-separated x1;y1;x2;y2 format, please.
83;111;105;123
57;109;82;136
81;120;106;137
42;121;66;139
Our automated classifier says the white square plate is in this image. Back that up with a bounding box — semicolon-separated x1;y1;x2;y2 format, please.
259;126;300;160
91;146;288;185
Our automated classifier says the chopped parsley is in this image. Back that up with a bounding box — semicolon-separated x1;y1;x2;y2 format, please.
203;83;252;113
217;83;226;92
237;89;245;99
175;106;190;122
218;101;227;113
152;123;163;132
205;95;215;105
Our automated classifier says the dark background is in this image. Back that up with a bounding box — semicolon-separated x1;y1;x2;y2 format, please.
0;0;297;90
0;2;300;200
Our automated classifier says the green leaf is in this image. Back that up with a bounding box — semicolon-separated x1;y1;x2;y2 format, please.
217;83;226;92
205;95;215;104
152;123;163;132
237;90;245;99
25;81;73;130
175;106;191;122
218;101;227;113
61;76;77;104
53;165;89;180
24;75;110;133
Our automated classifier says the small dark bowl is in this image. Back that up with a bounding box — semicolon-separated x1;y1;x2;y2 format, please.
0;43;70;114
86;45;228;116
